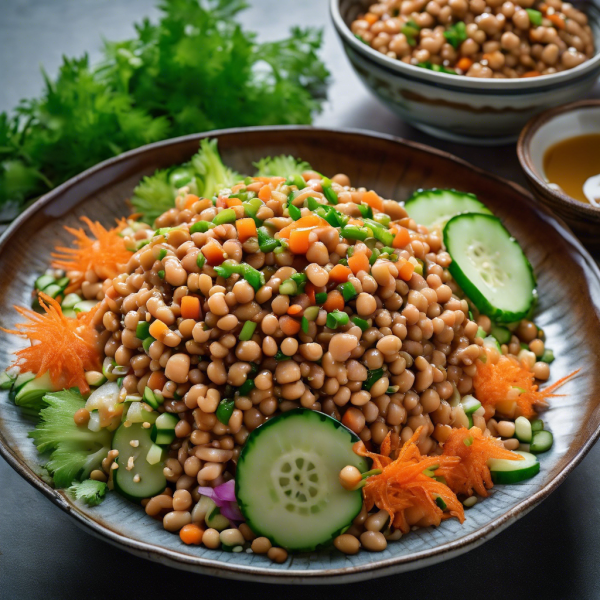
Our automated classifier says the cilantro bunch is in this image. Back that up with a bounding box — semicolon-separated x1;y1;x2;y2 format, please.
0;0;329;217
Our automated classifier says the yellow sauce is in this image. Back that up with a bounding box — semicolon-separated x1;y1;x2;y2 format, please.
543;134;600;205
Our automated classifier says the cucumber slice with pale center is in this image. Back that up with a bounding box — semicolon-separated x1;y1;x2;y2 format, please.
405;189;492;230
113;423;166;502
235;409;369;552
444;214;536;323
489;450;540;484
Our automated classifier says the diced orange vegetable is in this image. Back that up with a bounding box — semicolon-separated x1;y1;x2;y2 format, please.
258;185;272;201
392;226;411;249
149;319;169;341
147;370;167;392
305;283;317;305
398;260;415;281
278;214;329;239
362;190;383;212
456;57;473;71
253;176;286;184
289;228;312;254
348;252;370;275
323;290;345;312
184;194;200;210
348;218;364;227
279;315;301;336
236;218;257;243
180;524;204;545
201;241;226;266
364;12;378;24
522;70;541;78
181;296;201;320
287;304;303;316
226;197;243;207
328;264;352;283
547;13;565;28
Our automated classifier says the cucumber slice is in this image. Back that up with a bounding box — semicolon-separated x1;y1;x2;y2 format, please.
146;443;165;465
0;371;16;390
530;430;553;453
13;372;35;391
483;335;501;354
489;450;540;484
490;325;511;345
85;371;107;387
531;419;544;432
113;423;167;502
404;189;492;230
514;416;533;443
235;408;369;551
205;507;230;531
126;402;158;424
155;412;178;430
461;395;481;415
143;387;161;409
74;300;99;314
14;371;54;410
444;214;536;323
62;293;82;309
35;274;56;291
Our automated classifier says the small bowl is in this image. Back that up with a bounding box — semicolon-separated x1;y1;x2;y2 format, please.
330;0;600;145
518;100;600;248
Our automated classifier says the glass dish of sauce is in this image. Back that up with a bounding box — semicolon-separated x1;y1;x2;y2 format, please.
543;134;600;207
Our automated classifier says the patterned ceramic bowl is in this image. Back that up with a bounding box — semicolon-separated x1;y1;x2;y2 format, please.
330;0;600;145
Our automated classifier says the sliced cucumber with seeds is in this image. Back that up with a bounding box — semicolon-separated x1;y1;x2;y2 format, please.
530;430;553;453
404;189;492;230
444;214;536;323
236;408;369;552
73;300;99;314
490;325;511;345
14;371;55;410
113;422;166;502
489;450;540;484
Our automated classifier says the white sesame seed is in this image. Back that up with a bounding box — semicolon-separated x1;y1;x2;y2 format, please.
129;440;140;448
142;422;151;429
127;456;135;471
124;420;132;428
111;462;119;470
133;474;141;483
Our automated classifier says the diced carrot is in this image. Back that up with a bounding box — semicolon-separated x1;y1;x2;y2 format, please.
258;185;272;201
456;57;473;72
253;176;286;184
289;228;312;254
149;319;169;341
279;315;301;336
184;194;200;210
362;190;383;212
392;226;411;249
180;524;204;545
236;218;257;243
147;370;167;392
181;296;200;320
547;13;565;28
201;241;226;266
398;260;415;281
364;12;378;24
328;264;352;283
226;197;243;207
323;290;345;312
522;70;541;78
278;214;329;239
348;251;370;275
305;283;317;305
287;304;303;316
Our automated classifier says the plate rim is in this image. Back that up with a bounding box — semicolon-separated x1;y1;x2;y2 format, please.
1;125;599;584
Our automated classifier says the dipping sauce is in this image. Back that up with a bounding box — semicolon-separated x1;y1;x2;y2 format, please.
543;134;600;206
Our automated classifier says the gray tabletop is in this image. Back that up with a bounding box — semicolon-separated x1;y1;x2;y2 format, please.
1;1;600;598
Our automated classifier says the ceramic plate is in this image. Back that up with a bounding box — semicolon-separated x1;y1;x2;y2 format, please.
1;127;599;584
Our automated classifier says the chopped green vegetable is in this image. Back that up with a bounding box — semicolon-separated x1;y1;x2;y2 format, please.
338;281;358;302
526;8;543;26
136;321;151;340
301;316;310;334
417;61;457;75
341;225;370;241
257;226;280;253
216;398;235;425
213;208;236;225
254;156;311;178
142;336;156;352
68;479;109;506
288;203;302;221
196;252;206;269
238;379;255;397
239;321;257;341
321;177;338;205
443;21;467;49
357;204;373;219
190;220;215;234
158;249;167;260
363;368;384;391
307;197;321;211
158;270;165;279
351;316;369;332
279;279;298;296
214;260;265;291
326;309;349;329
274;350;291;361
315;292;328;304
541;349;555;364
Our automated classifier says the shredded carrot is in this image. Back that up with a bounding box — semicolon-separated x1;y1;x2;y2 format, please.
1;292;100;393
473;355;579;418
362;190;384;212
236;218;257;243
323;290;345;312
328;264;352;283
289;228;313;254
181;296;201;320
52;217;130;293
456;57;473;71
438;427;522;497
348;252;370;275
354;428;465;534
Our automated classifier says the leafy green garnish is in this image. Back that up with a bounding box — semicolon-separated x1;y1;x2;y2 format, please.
443;21;467;49
417;62;457;75
68;479;109;506
0;0;329;217
253;155;311;178
525;8;543;25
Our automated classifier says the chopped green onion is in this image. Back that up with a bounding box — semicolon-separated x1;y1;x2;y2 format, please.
303;306;320;321
369;248;381;265
363;218;386;230
444;21;467;49
189;220;214;234
158;270;165;279
307;197;321;211
136;321;151;340
351;316;369;332
142;336;155;352
274;350;291;361
338;281;358;302
357;204;373;219
326;309;349;329
370;226;394;246
158;249;167;261
321;177;338;205
291;272;307;286
288;203;302;221
525;8;542;25
216;398;235;425
341;225;370;241
279;279;298;296
239;321;257;341
229;191;256;202
244;176;254;185
154;227;173;237
213;208;236;225
286;174;306;189
196;253;206;269
338;259;348;266
373;212;391;227
257;226;280;253
315;292;328;304
238;379;255;397
363;368;384;391
476;327;487;339
541;349;555;364
301;316;310;334
214;260;265;291
435;496;447;511
346;246;355;258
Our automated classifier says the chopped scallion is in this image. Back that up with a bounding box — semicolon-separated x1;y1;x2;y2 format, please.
315;292;328;304
351;316;369;332
213;208;236;225
338;281;358;302
288;203;302;221
239;321;257;341
326;309;349;329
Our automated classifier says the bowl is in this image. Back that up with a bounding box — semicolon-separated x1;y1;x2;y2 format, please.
330;0;600;145
518;99;600;248
1;127;600;582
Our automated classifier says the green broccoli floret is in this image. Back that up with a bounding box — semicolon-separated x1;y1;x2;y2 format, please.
253;155;311;178
68;479;108;506
29;389;112;489
191;138;241;198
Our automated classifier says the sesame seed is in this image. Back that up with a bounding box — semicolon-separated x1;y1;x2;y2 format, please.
111;462;119;470
141;402;153;411
127;456;135;471
133;474;141;483
129;440;140;448
124;420;132;428
142;422;152;429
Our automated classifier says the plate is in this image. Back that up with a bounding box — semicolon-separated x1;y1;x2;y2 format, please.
1;126;599;583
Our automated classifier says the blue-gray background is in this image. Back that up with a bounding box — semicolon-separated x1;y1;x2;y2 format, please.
1;1;599;598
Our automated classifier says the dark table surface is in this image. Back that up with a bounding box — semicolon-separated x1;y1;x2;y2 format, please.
1;1;600;598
